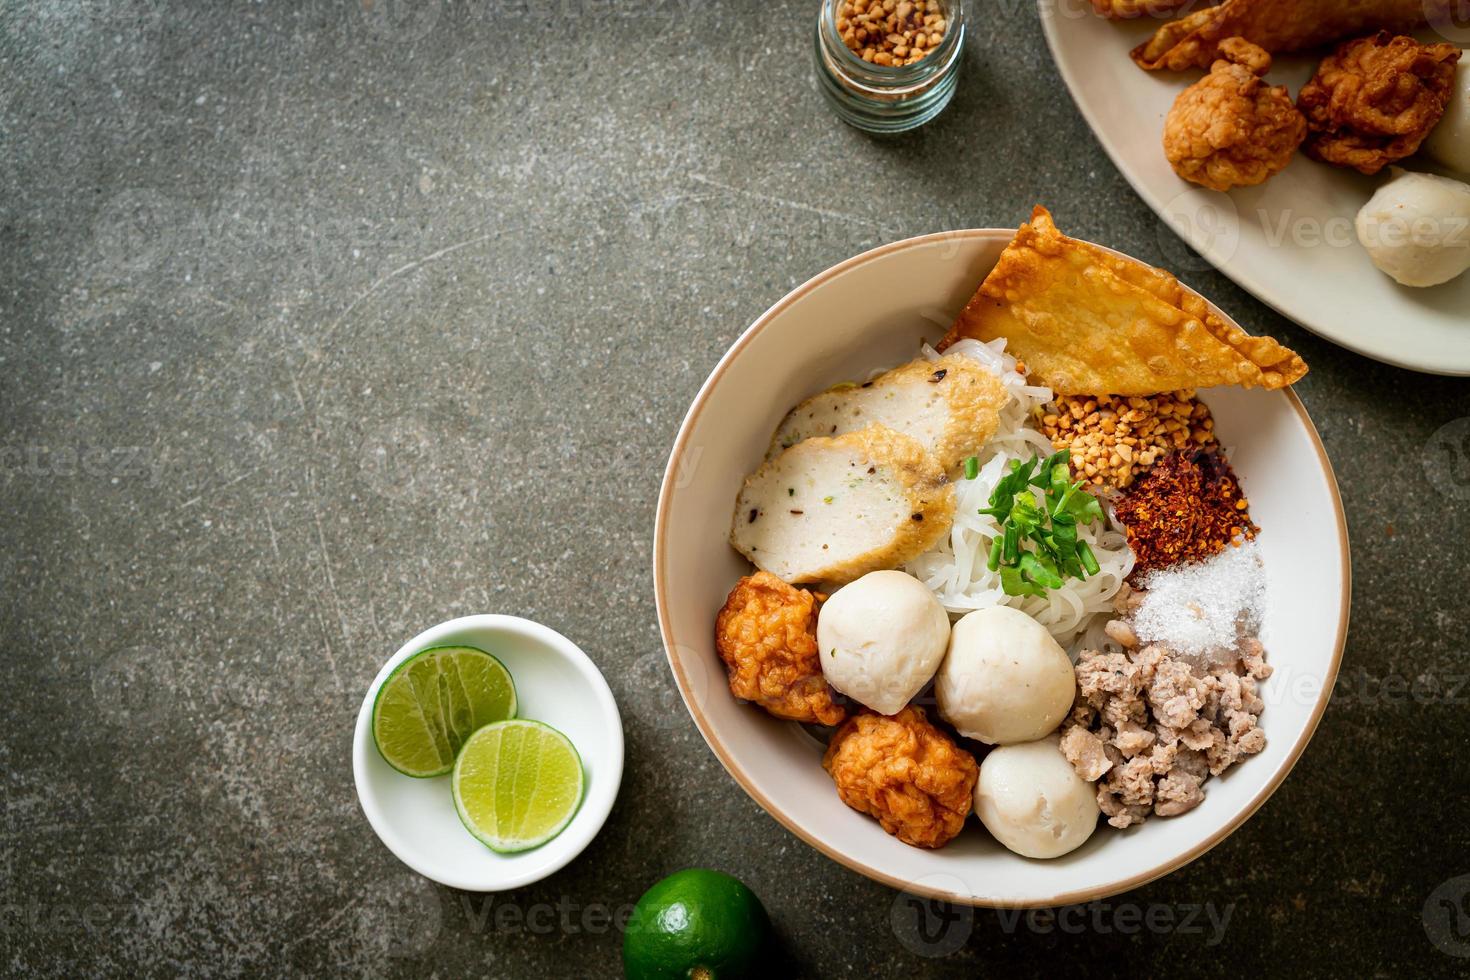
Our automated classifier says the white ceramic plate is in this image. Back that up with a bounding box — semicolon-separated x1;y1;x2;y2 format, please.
654;230;1349;907
1038;5;1470;374
353;615;624;891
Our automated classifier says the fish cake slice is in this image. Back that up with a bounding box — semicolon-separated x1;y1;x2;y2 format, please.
768;354;1007;473
732;424;954;586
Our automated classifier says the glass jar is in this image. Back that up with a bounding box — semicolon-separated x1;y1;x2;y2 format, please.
813;0;965;134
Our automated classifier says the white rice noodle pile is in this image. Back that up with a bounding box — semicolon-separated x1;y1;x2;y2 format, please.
906;339;1135;651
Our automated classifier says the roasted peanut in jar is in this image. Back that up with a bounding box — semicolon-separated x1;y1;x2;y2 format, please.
835;0;948;66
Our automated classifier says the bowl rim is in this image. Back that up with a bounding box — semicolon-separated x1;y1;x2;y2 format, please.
352;613;625;892
652;228;1351;908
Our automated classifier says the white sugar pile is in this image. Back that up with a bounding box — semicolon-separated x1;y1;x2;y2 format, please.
1131;541;1265;658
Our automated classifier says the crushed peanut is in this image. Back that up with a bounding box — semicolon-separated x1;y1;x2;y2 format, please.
836;0;948;67
1036;391;1217;489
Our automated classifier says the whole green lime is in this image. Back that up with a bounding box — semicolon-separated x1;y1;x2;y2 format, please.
622;869;772;980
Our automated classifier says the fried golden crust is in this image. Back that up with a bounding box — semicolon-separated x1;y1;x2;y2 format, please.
768;354;1006;474
822;706;978;849
1298;32;1462;175
1133;0;1452;72
1164;41;1306;192
939;206;1308;395
715;572;846;727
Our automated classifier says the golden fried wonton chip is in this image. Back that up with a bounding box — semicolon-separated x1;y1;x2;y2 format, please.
1132;0;1450;72
939;207;1307;396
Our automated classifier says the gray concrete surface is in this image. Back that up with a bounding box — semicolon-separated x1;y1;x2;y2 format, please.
3;1;1469;976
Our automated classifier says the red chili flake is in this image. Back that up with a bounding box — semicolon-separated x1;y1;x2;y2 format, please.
1113;448;1256;579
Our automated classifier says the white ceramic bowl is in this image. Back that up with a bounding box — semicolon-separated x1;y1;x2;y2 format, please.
353;615;623;891
654;230;1349;908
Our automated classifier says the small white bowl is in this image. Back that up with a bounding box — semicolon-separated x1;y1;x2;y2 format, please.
654;229;1350;907
353;615;623;891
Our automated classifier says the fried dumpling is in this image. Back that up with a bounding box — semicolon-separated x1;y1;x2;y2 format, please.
938;207;1307;395
1163;39;1306;192
1132;0;1451;72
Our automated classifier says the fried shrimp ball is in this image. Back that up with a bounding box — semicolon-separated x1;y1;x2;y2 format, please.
715;572;846;727
1163;38;1306;192
822;706;978;849
1298;32;1462;175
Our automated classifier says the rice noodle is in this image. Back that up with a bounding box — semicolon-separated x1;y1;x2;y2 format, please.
905;339;1135;652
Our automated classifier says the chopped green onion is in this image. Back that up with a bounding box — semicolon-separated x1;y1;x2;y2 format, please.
963;456;979;481
980;449;1107;597
1077;539;1100;576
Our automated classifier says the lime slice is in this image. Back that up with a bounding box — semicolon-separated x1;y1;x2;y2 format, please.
452;719;585;853
371;645;517;777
